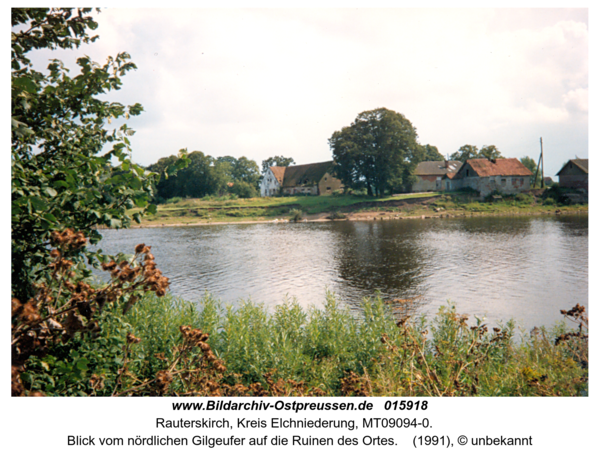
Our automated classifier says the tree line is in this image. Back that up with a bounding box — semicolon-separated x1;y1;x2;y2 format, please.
147;152;260;200
145;154;297;201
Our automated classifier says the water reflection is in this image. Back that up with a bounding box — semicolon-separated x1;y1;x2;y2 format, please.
96;215;588;330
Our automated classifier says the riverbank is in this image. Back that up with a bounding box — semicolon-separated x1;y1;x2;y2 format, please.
23;293;588;396
129;192;588;228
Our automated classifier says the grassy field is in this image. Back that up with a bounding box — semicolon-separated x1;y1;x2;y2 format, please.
131;191;587;226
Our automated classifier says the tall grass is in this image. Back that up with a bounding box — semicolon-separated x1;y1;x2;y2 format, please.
22;291;586;396
118;293;587;397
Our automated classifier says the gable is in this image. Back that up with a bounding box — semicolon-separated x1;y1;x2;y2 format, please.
269;166;286;184
556;159;588;176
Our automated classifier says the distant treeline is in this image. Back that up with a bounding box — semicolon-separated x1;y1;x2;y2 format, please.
147;151;261;201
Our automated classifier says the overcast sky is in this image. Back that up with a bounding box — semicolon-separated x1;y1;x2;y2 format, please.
28;7;588;176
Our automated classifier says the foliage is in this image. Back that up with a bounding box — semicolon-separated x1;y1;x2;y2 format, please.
11;8;188;301
288;208;304;222
329;108;422;197
11;231;169;396
11;8;187;395
479;145;503;160
520;156;542;187
419;144;445;161
450;144;479;162
327;211;347;220
230;181;258;199
515;192;535;204
148;152;260;200
542;184;572;205
20;292;586;397
450;144;504;162
261;156;295;175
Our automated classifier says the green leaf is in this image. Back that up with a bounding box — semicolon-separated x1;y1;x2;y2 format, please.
30;196;48;211
13;76;38;94
130;177;142;190
76;358;89;370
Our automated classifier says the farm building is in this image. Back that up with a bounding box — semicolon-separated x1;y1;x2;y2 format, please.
449;158;533;197
412;160;462;192
260;161;343;197
556;159;588;191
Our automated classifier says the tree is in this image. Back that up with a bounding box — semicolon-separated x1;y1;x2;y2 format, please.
419;144;445;162
261;156;295;175
479;145;503;160
13;9;134;300
520;156;542;187
11;8;187;395
233;156;261;187
329;108;421;197
450;144;479;162
11;8;188;297
149;153;260;200
450;144;504;162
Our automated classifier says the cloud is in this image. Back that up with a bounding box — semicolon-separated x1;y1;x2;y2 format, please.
22;8;588;174
563;88;588;115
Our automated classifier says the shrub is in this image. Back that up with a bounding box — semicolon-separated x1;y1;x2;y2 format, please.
515;193;534;203
542;184;571;205
11;231;169;396
166;196;183;205
327;211;347;220
349;188;369;197
230;181;258;199
288;209;303;222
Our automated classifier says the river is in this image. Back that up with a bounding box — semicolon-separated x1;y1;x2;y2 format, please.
97;214;588;331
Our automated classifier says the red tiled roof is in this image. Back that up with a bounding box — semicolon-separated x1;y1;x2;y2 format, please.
270;166;286;184
464;158;533;177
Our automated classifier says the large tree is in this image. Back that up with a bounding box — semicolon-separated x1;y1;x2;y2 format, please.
11;8;186;300
328;108;421;197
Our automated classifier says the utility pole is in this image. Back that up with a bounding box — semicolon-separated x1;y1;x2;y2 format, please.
533;137;544;189
540;137;544;189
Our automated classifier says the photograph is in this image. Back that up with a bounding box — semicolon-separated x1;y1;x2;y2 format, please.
9;5;592;455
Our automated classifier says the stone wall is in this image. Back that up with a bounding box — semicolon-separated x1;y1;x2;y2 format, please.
454;176;530;197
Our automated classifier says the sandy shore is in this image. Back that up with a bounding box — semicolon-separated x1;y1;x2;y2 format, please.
127;208;587;229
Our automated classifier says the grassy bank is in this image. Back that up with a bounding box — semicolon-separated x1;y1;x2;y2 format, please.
131;190;587;227
23;293;588;397
132;192;441;225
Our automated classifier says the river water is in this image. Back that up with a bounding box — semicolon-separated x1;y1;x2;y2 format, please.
97;215;588;331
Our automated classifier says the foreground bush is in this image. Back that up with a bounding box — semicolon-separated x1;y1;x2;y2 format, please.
19;291;588;397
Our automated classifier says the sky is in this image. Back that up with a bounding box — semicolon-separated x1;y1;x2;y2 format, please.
25;7;588;177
